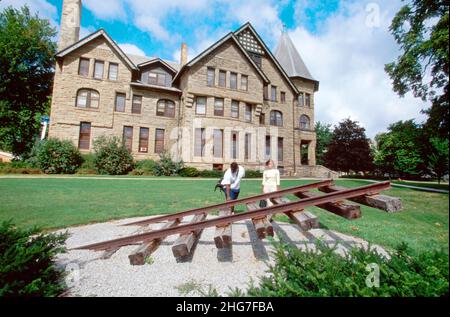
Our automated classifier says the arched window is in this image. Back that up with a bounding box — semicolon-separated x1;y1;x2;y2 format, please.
300;115;310;130
270;110;283;127
76;89;99;108
156;99;175;117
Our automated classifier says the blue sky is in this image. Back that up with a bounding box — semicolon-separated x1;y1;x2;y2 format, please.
0;0;428;138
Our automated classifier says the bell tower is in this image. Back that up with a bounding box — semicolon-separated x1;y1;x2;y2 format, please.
58;0;82;51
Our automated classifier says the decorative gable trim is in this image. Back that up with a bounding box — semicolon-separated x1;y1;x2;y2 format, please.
55;29;138;71
234;23;299;94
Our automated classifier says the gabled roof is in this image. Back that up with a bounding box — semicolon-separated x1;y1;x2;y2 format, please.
137;58;177;74
274;31;316;82
55;29;138;71
127;54;181;72
173;32;270;84
234;23;300;94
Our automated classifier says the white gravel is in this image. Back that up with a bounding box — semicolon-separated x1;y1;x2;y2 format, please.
55;215;387;297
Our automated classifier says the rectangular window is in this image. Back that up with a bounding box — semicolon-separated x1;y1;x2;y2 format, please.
213;129;223;158
305;93;311;107
281;91;286;103
231;131;239;159
148;72;166;86
259;113;265;125
94;60;104;79
195;128;206;157
245;104;252;122
108;63;118;80
265;135;271;159
132;95;142;114
155;129;165;154
123;126;133;152
271;86;277;102
78;58;90;76
231;100;239;118
207;67;215;87
196;97;206;115
139;127;149;153
241;75;248;91
263;86;269;100
298;92;304;106
245;133;251;160
214;98;224;116
230;72;237;90
278;137;283;162
115;93;126;112
78;122;91;150
219;70;226;88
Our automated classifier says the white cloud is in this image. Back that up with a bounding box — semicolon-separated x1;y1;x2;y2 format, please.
0;0;57;24
119;43;146;56
83;0;127;21
289;0;428;138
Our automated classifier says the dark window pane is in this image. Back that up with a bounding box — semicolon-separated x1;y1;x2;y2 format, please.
300;115;310;130
115;93;126;112
207;67;215;87
139;128;149;152
265;135;271;159
271;86;277;102
78;58;89;76
298;93;304;106
231;132;238;159
195;128;205;157
78;122;91;150
155;129;165;153
231;100;239;118
123;126;133;151
259;113;265;125
94;61;104;79
219;70;226;87
270;111;283;127
305;93;311;107
245;133;251;160
278;137;283;162
132;95;142;114
213;129;223;158
241;75;248;90
230;72;237;89
281;92;286;103
245;104;252;122
214;98;224;116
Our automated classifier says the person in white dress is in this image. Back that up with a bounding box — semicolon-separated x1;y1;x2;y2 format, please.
261;159;280;208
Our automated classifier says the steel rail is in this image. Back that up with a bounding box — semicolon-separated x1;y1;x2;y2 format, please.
122;179;334;227
73;181;390;251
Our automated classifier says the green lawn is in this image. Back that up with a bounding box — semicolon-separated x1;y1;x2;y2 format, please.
0;177;447;253
392;180;449;191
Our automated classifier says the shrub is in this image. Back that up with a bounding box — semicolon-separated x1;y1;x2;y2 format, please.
28;138;82;174
134;159;159;175
81;153;96;169
93;136;134;175
153;151;184;176
245;169;263;178
0;221;68;297
246;241;449;297
199;169;223;178
76;168;97;175
179;167;200;177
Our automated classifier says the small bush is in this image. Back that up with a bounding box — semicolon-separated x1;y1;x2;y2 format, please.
153;151;184;176
93;136;134;175
199;169;223;178
81;153;96;169
134;159;159;175
0;221;68;297
28;138;82;174
179;167;200;177
246;241;449;297
245;169;263;178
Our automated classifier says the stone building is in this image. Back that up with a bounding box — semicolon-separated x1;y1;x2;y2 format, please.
49;0;331;176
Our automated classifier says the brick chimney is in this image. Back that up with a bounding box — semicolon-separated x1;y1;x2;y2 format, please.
58;0;82;51
180;43;188;67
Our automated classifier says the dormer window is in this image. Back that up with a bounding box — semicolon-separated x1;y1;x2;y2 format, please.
148;72;166;86
248;52;262;68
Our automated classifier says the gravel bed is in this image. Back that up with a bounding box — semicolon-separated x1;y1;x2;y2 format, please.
55;215;386;297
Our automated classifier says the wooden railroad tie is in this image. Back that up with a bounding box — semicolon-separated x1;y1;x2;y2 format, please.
246;202;274;239
214;208;233;249
271;197;319;230
172;213;206;258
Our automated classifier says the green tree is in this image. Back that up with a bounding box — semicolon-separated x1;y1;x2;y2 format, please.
323;119;374;173
374;120;426;178
385;0;449;138
427;137;449;183
0;6;57;157
315;121;333;165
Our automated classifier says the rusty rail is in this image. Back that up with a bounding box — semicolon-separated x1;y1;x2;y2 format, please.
122;179;333;227
73;181;390;251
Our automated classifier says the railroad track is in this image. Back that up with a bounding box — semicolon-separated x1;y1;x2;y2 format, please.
72;180;402;265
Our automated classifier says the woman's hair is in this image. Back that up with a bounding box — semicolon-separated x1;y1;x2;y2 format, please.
265;159;275;166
